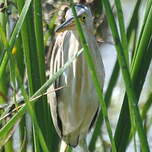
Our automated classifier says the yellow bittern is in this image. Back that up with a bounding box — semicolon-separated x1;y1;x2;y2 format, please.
47;4;105;151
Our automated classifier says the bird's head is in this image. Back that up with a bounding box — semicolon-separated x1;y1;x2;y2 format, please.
55;4;93;33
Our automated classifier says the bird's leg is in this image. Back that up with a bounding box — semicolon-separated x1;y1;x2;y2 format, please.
60;140;68;152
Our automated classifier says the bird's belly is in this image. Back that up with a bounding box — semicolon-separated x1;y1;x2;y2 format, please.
58;56;99;138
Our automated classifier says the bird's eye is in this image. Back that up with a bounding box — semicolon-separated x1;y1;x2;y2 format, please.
82;16;86;20
80;15;87;23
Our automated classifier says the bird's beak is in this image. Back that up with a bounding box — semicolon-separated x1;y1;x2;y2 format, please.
55;17;75;33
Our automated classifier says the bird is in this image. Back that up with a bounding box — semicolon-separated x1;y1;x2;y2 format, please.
47;4;105;151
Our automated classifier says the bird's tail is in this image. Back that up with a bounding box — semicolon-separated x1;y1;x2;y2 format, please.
59;139;89;152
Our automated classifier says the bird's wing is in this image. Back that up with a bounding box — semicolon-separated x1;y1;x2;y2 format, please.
47;31;70;137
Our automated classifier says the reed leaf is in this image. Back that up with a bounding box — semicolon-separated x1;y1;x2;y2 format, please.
101;0;150;151
69;1;116;151
115;1;152;151
89;60;119;151
0;48;83;141
0;0;32;79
